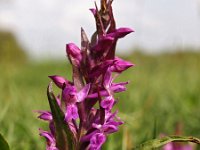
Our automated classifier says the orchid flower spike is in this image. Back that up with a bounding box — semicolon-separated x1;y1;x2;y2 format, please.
37;0;134;149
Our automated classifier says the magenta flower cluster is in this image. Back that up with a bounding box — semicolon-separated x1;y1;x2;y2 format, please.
37;0;134;149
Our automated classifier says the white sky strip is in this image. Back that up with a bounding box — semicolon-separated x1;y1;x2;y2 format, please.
0;0;200;59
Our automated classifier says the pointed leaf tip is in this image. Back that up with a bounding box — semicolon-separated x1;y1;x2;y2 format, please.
0;133;10;150
48;81;53;93
47;82;76;150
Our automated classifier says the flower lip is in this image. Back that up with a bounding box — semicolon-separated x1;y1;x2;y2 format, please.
64;104;79;121
88;133;106;150
100;96;115;110
62;85;77;104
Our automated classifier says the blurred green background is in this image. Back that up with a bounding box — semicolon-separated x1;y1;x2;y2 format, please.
0;31;200;149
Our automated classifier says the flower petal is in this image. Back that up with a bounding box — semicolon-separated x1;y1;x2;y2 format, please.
100;96;115;110
81;130;99;143
64;105;79;121
66;43;82;66
88;133;106;150
39;129;54;143
62;85;77;104
110;82;128;93
39;128;58;150
91;36;114;52
49;75;69;89
103;67;113;90
110;57;134;73
102;124;118;134
90;8;97;16
107;27;134;39
77;83;91;102
89;60;114;79
37;111;52;121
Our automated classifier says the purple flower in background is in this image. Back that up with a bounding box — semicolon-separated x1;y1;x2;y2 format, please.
162;123;194;150
163;142;193;150
37;0;134;149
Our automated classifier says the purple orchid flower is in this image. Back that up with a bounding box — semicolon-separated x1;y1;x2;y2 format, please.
37;0;134;149
87;67;129;100
89;57;134;79
39;129;58;150
81;110;123;149
100;95;115;110
88;133;106;150
62;83;90;121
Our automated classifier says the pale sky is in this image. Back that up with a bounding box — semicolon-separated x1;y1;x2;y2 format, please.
0;0;200;59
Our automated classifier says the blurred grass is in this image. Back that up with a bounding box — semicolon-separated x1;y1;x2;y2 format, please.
0;51;200;149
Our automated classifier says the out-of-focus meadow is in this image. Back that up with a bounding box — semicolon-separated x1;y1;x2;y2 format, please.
0;31;200;150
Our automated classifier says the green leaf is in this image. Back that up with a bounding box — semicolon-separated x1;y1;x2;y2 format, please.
134;136;200;150
47;82;76;150
0;133;10;150
152;118;157;139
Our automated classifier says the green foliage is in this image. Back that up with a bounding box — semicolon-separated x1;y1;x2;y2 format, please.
0;133;10;150
134;136;200;150
0;31;27;65
0;52;200;149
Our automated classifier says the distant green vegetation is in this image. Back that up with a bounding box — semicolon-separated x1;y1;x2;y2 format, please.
0;51;200;149
0;31;27;64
